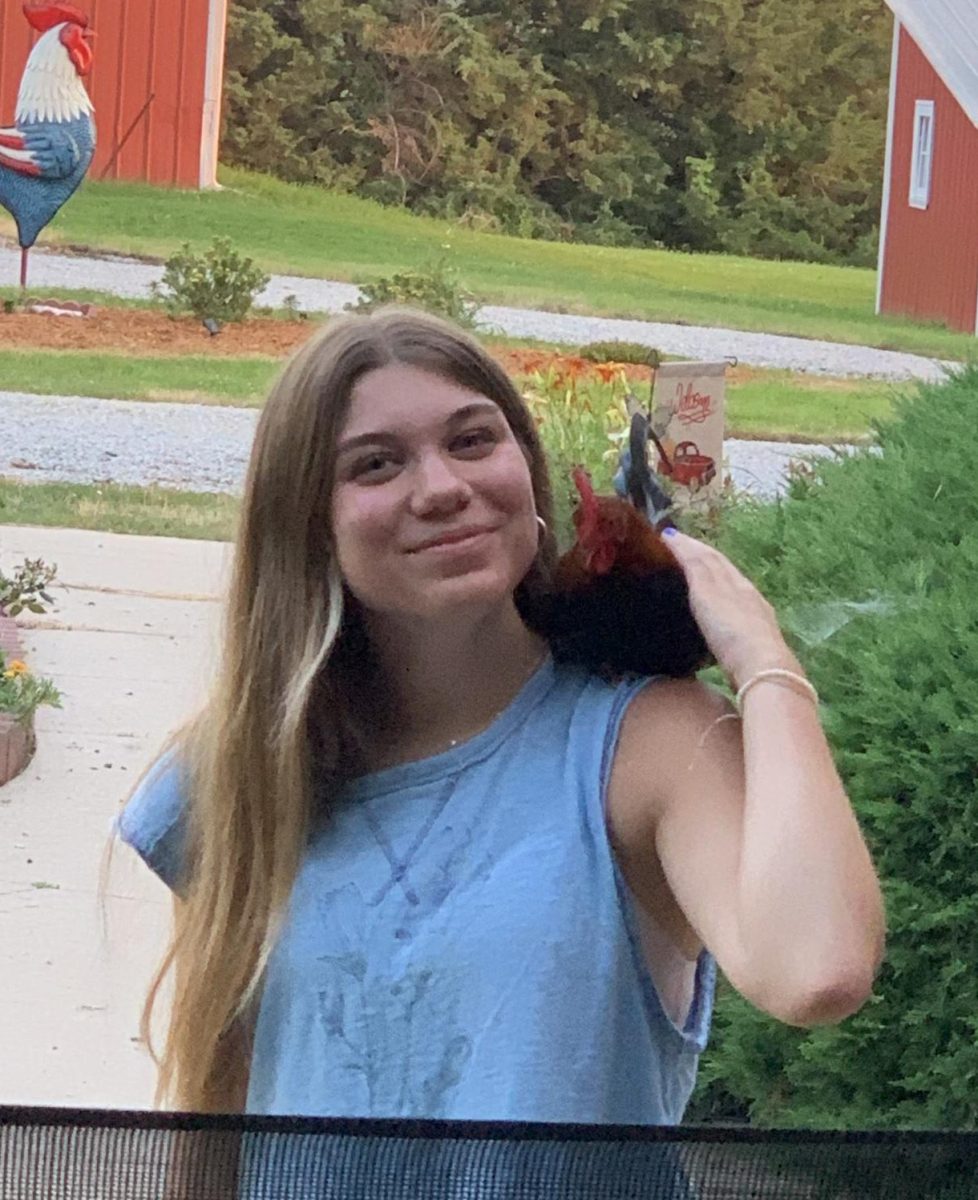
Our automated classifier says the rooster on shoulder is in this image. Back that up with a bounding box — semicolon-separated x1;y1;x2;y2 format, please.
537;410;712;680
0;3;96;287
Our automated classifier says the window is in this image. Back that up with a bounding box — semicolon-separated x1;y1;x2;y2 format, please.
909;99;935;209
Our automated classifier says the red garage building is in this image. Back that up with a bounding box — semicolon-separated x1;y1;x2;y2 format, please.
878;1;978;335
0;0;229;188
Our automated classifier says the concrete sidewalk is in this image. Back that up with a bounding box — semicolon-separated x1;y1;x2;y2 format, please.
0;524;231;1107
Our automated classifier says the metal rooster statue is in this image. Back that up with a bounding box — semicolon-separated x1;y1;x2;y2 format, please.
0;3;95;287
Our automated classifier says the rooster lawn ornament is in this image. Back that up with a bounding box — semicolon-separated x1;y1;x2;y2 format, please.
0;3;95;287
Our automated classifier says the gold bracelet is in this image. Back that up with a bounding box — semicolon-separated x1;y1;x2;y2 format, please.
735;668;819;710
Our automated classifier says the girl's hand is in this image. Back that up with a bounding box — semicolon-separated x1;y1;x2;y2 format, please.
663;529;801;688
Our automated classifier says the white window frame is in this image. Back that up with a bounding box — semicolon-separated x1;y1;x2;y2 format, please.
909;99;935;210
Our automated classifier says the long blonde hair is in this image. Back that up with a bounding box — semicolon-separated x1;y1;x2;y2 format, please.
140;309;556;1112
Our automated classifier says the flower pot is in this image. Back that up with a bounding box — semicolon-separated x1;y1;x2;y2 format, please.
0;710;35;787
0;612;32;784
0;611;23;658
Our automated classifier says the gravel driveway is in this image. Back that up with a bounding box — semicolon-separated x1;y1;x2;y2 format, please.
0;244;953;383
2;391;857;501
0;243;896;501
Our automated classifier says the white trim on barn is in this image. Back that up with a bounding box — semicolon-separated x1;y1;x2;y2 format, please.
199;0;229;188
908;98;936;208
876;17;902;315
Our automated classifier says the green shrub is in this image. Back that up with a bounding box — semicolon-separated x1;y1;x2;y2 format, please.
0;648;61;723
281;294;307;322
152;237;270;324
346;258;479;329
579;341;661;367
0;558;57;617
687;365;978;1129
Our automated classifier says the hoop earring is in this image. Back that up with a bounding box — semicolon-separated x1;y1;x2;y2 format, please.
536;515;548;539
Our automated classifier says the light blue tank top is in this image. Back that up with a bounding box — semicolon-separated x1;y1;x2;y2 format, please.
118;657;715;1126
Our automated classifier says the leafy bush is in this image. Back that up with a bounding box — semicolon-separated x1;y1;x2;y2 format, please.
346;258;479;329
0;650;61;724
0;559;61;726
152;238;270;324
579;341;662;367
0;558;56;617
687;366;978;1129
414;181;570;242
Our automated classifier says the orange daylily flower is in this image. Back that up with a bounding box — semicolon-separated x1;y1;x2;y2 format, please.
594;362;622;383
3;660;29;679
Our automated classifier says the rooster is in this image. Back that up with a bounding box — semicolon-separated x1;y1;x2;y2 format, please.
540;411;711;679
0;3;96;288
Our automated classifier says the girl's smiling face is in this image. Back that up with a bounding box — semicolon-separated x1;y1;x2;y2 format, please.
332;363;540;621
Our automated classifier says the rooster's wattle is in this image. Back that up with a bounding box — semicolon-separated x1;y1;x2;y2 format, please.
0;3;96;287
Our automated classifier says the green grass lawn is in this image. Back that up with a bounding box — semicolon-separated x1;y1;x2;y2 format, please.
0;348;275;406
725;371;896;442
0;285;160;310
0;478;238;541
4;166;974;361
0;345;898;440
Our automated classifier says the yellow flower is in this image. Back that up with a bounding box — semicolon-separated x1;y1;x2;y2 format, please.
3;660;29;679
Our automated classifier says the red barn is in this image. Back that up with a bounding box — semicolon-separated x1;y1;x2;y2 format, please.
877;1;978;335
0;0;229;188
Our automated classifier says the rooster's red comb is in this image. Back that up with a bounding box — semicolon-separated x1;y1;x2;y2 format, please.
571;466;601;536
23;3;89;32
571;467;596;505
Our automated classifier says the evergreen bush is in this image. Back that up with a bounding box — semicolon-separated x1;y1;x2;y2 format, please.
579;341;661;367
688;367;978;1129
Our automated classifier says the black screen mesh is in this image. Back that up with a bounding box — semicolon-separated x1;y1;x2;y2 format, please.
1;1107;975;1199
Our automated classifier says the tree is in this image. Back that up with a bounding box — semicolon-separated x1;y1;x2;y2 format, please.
221;0;892;264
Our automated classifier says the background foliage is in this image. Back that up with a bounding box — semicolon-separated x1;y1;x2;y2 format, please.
222;0;891;265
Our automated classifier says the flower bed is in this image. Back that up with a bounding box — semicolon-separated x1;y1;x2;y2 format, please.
0;559;61;788
0;614;32;786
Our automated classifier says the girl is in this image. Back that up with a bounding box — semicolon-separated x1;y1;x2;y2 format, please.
118;308;884;1122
